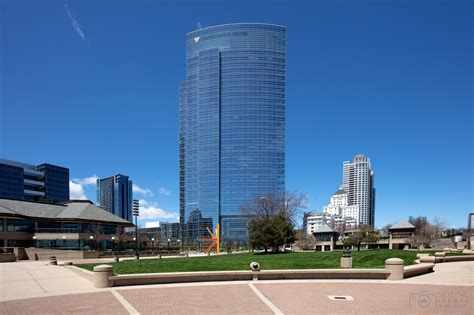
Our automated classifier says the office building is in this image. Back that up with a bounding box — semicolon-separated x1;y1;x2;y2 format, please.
323;187;360;225
97;174;133;222
179;23;286;245
137;221;181;248
0;158;69;202
342;154;376;226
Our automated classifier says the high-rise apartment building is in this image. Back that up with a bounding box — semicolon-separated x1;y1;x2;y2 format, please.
97;174;133;222
180;23;286;245
0;158;69;202
323;188;360;224
342;154;376;226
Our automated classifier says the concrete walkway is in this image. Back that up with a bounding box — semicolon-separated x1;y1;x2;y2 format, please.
0;261;102;302
400;261;474;286
0;261;472;314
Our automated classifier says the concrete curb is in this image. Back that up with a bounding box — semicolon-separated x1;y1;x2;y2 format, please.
67;265;95;282
109;269;391;287
403;263;434;278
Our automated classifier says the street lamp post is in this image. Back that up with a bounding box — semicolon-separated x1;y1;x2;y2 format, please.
177;239;181;253
132;199;140;259
111;236;115;256
167;238;171;253
151;238;155;255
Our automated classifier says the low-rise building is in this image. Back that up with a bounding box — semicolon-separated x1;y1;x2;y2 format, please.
313;223;338;251
388;220;416;249
0;198;133;250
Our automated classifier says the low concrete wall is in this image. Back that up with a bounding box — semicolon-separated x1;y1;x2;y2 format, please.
0;253;16;263
443;255;474;262
24;248;100;261
67;265;94;282
110;269;390;287
403;263;434;278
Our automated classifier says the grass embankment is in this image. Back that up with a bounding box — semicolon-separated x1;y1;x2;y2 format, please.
77;249;419;275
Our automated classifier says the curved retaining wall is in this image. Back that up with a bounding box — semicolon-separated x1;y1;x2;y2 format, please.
110;269;390;287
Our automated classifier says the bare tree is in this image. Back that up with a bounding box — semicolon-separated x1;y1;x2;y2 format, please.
240;191;307;223
380;224;392;238
432;217;447;239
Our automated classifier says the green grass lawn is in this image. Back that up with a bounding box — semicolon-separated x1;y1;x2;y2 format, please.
76;249;420;275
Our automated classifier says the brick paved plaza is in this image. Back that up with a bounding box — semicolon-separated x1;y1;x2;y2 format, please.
0;261;472;314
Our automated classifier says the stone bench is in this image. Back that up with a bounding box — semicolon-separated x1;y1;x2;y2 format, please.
403;263;434;278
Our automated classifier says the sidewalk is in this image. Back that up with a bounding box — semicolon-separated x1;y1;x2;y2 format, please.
0;260;472;314
0;261;102;302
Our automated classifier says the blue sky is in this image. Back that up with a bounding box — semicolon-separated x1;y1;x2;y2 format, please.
0;0;472;228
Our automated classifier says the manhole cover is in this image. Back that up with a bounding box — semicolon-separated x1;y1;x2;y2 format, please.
328;295;354;301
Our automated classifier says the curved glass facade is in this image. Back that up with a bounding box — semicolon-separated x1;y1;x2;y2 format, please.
180;23;286;245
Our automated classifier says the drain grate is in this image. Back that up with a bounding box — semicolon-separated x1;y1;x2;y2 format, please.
328;295;354;301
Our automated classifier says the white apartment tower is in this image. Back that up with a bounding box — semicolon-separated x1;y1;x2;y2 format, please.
323;188;360;225
342;154;375;226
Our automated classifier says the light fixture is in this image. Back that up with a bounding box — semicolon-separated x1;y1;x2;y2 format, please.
62;236;66;239
151;238;155;241
111;236;115;240
32;235;37;240
90;235;94;240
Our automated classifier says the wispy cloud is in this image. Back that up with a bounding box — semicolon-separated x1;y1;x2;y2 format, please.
69;180;87;199
138;199;178;220
64;4;86;40
133;183;154;197
72;175;98;186
159;187;171;196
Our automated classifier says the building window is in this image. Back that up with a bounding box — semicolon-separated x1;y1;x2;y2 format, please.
101;225;117;234
63;223;79;233
7;219;34;232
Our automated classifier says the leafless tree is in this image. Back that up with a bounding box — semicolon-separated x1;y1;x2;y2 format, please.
380;224;392;238
240;191;307;223
432;217;447;239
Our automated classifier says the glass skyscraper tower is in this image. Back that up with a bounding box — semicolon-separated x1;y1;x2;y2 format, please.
97;174;133;222
180;23;286;245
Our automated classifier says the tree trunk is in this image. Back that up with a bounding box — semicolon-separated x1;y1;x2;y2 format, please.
357;242;361;251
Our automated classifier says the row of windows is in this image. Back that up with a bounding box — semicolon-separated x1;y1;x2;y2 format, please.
2;220;119;234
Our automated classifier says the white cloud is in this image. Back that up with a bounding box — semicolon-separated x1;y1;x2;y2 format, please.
73;175;98;186
133;183;154;196
64;4;86;40
69;180;87;200
138;199;178;220
69;175;97;200
159;187;171;196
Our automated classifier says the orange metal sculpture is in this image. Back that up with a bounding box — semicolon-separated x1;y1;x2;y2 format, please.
200;223;220;254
